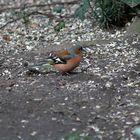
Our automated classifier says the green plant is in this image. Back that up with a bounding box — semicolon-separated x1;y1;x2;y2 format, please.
12;5;30;27
121;0;140;8
74;0;90;20
74;0;138;29
94;0;137;28
54;20;65;32
53;5;64;13
63;132;91;140
21;10;30;26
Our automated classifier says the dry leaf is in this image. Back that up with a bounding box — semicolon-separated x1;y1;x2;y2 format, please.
3;35;11;41
30;22;39;28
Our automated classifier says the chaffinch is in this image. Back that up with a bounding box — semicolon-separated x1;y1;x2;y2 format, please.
27;45;86;73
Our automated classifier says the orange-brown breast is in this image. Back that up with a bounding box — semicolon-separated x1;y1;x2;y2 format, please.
54;55;82;72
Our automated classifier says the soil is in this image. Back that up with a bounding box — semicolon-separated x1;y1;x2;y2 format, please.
0;33;140;140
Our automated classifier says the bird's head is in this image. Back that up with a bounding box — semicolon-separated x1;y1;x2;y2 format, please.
74;45;83;55
71;45;88;55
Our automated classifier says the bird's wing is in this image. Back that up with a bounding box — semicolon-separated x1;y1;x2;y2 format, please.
56;49;75;60
47;53;66;64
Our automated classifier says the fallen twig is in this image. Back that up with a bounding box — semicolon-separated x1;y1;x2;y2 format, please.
0;0;80;13
0;11;73;30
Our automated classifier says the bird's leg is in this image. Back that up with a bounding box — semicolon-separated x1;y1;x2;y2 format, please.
61;72;72;76
61;71;79;76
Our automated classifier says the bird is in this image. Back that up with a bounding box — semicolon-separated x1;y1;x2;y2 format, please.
27;45;86;74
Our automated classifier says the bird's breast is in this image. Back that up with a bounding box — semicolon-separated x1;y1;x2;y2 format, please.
54;55;82;72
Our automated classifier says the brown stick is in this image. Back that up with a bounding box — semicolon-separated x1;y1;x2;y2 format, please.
0;0;80;13
0;11;74;30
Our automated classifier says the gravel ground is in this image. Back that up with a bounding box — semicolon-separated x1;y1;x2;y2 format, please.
0;3;140;140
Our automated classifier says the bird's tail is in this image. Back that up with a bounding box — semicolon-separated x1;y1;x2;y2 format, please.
24;53;66;73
